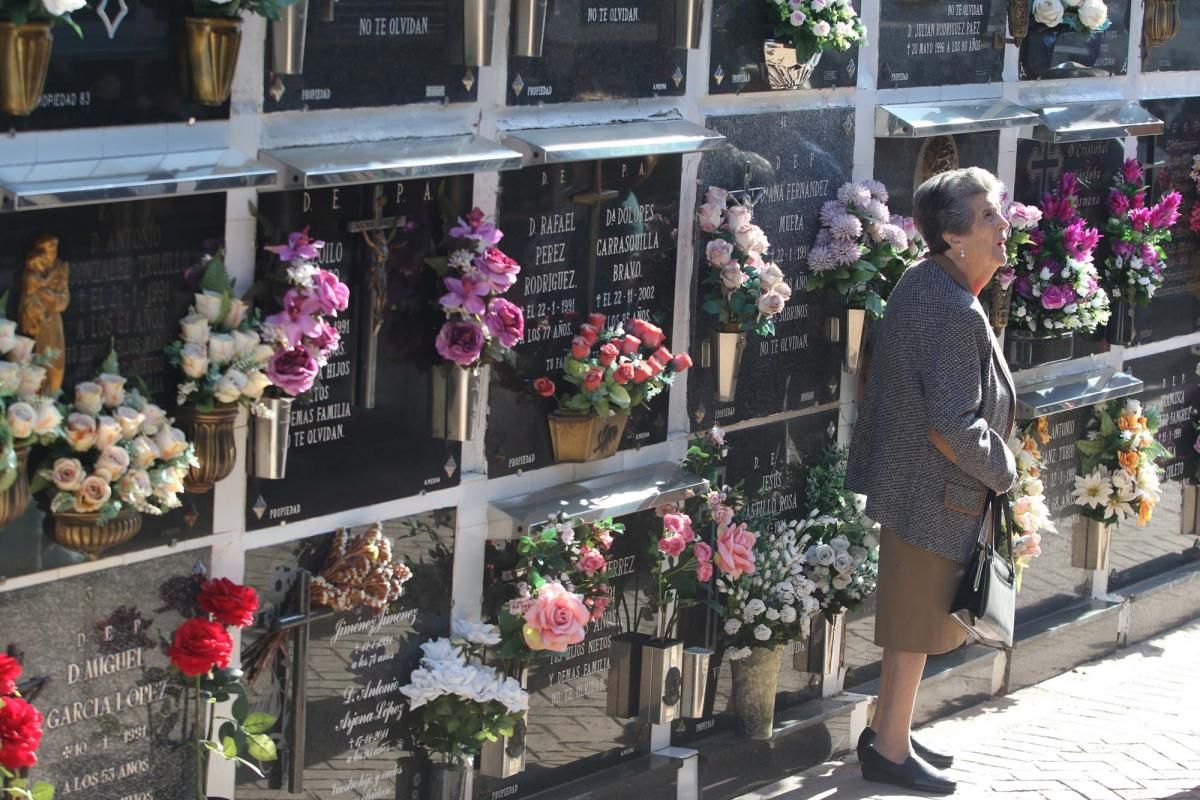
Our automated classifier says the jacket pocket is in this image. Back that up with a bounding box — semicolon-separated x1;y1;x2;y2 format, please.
943;480;986;516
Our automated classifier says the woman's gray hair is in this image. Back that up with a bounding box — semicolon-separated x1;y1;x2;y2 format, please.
913;167;1005;254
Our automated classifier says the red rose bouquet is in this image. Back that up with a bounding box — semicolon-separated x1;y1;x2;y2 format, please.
0;654;52;800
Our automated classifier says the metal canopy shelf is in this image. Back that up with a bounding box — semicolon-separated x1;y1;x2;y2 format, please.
262;134;524;189
1022;101;1164;143
0;149;276;212
1015;368;1144;418
875;99;1038;139
499;119;725;165
488;462;710;539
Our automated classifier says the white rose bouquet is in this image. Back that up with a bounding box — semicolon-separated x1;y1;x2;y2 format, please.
1006;420;1056;590
697;187;792;337
166;253;274;414
0;0;88;34
400;622;529;766
35;349;196;523
1031;0;1110;34
0;298;63;493
767;0;866;61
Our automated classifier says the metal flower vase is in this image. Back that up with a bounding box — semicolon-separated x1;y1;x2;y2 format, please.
270;0;309;75
793;611;847;677
763;41;822;90
462;0;496;66
1005;331;1075;369
639;639;683;724
177;404;239;493
606;632;650;718
479;668;528;778
513;0;549;57
0;22;52;117
252;397;293;480
0;444;32;529
547;411;627;463
710;329;747;403
1005;0;1031;46
730;646;782;740
1072;518;1111;571
1106;299;1136;346
53;509;143;561
428;758;473;800
184;16;242;106
680;646;713;719
844;308;870;373
431;364;481;442
1181;484;1200;538
989;284;1013;329
1144;0;1181;49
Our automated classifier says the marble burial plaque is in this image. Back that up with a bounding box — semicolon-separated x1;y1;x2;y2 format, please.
673;410;839;743
236;511;454;799
486;156;682;478
0;196;220;576
1132;98;1200;346
507;0;687;105
248;180;469;530
1014;409;1093;622
877;0;1004;89
0;4;226;132
0;550;208;799
1019;0;1131;80
1142;2;1200;73
708;0;859;94
1108;349;1200;589
477;512;654;799
689;109;849;429
264;0;476;112
875;132;999;218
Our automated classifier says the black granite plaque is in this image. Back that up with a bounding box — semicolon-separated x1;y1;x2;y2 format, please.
263;0;476;112
237;511;454;799
486;156;682;478
689;109;849;429
875;132;999;218
0;5;227;132
1019;0;1131;80
707;0;859;94
1143;2;1200;73
477;515;654;799
877;0;1004;89
1132;98;1200;346
507;0;687;105
0;196;220;577
247;180;468;529
0;550;207;799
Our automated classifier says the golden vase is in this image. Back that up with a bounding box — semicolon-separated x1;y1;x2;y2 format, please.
0;22;53;117
177;404;239;493
0;443;32;529
53;509;143;561
1006;0;1031;47
184;16;242;106
1143;0;1181;50
547;411;628;463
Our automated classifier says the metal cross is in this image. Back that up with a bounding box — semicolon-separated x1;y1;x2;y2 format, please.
347;185;405;409
572;161;621;314
726;159;767;208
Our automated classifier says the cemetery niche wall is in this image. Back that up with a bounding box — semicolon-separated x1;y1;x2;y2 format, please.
876;0;1004;89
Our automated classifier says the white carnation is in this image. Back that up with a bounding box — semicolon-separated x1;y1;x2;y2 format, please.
753;625;772;641
724;618;742;635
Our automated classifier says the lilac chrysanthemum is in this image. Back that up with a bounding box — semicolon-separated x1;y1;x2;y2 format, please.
828;212;863;243
836;183;872;208
819;200;846;226
813;228;833;248
830;238;863;266
862;179;889;203
876;223;908;250
864;198;891;225
807;245;837;273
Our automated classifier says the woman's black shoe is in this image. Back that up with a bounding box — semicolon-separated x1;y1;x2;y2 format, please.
860;743;957;795
856;727;955;769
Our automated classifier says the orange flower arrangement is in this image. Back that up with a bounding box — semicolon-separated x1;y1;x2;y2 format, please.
1074;398;1168;527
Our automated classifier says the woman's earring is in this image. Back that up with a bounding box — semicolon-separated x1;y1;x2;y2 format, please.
960;247;966;260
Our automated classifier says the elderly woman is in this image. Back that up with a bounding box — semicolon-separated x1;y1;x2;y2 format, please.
846;167;1018;795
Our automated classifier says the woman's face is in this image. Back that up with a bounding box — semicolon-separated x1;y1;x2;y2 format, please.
950;193;1009;272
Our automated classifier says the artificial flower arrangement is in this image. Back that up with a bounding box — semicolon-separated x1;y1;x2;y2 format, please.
168;576;277;800
1073;398;1168;528
535;316;690;462
399;622;529;769
0;654;52;800
35;349;195;558
494;514;622;664
1006;419;1057;590
697;187;792;336
0;0;84;31
432;209;525;370
988;201;1042;328
1008;172;1111;337
1030;0;1110;35
1102;159;1182;306
807;180;926;320
1189;155;1200;235
646;510;715;642
766;0;866;61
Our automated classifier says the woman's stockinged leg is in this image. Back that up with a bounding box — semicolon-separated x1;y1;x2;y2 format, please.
873;647;927;764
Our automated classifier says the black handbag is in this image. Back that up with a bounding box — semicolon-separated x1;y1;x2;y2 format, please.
951;490;1017;649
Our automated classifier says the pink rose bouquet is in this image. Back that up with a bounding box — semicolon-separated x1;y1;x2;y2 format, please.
260;228;348;398
434;209;525;369
769;0;866;60
1005;422;1056;591
697;187;792;336
646;510;713;642
1009;172;1110;336
1101;159;1181;306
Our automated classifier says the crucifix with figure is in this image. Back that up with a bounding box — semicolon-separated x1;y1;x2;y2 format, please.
348;184;406;409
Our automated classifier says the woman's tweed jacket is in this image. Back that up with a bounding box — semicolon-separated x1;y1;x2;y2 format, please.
846;259;1018;565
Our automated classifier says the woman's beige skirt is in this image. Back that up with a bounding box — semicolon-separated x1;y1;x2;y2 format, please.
874;526;969;655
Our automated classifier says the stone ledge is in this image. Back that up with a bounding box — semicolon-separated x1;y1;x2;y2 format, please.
1006;599;1123;693
1116;559;1200;645
518;752;681;800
